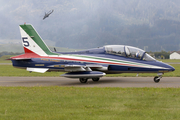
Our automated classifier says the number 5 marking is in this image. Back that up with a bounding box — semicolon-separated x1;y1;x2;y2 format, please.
22;37;29;47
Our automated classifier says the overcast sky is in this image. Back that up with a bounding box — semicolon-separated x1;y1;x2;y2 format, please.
1;0;180;51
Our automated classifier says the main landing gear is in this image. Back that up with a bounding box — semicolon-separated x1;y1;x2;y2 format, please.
79;78;100;83
79;78;88;83
153;73;163;83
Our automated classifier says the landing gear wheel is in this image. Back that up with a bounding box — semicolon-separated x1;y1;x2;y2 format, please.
79;78;88;83
154;76;160;83
92;78;100;82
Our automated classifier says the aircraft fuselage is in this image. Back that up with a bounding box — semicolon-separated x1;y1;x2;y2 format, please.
12;51;174;74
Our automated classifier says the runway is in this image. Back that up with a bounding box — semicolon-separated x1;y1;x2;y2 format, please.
0;77;179;87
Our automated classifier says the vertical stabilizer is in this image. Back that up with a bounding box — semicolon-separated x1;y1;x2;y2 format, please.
19;24;58;56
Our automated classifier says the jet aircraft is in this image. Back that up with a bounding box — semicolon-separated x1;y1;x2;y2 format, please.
43;10;54;20
10;24;175;83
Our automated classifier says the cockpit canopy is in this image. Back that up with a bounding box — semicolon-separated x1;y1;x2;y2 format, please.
104;45;155;61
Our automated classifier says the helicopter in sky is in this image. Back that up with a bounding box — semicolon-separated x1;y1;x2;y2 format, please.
43;10;54;20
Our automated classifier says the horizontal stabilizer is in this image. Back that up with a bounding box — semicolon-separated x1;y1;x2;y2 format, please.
61;71;106;78
27;67;49;73
10;51;40;60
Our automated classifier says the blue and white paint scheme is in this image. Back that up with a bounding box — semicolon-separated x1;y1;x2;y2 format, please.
10;23;175;83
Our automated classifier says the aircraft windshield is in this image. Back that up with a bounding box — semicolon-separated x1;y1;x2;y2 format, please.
143;53;156;61
125;46;144;59
105;45;156;61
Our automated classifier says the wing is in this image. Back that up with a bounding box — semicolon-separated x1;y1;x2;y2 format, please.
50;10;54;14
64;65;91;72
47;10;54;15
63;64;108;72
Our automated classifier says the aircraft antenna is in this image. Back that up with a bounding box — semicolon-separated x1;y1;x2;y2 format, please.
54;48;56;52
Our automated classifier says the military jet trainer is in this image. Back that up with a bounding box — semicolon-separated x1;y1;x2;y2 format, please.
10;24;175;83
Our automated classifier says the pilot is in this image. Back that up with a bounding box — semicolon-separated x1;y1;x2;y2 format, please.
136;51;140;59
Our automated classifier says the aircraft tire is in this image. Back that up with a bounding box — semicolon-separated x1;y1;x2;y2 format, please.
154;76;160;83
79;78;88;83
92;78;100;82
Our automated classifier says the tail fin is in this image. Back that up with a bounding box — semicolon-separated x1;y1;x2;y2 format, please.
19;24;58;56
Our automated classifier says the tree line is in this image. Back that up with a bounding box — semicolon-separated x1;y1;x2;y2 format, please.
0;52;22;58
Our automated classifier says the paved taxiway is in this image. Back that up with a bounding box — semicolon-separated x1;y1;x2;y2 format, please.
0;77;179;87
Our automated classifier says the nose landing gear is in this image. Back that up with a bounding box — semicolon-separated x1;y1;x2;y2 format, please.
154;73;163;83
154;76;161;83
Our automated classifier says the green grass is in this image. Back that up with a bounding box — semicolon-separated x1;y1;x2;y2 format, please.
0;87;180;120
0;64;179;77
0;55;12;63
0;65;65;77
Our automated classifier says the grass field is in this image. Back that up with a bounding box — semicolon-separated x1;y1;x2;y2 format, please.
0;64;179;77
0;55;12;63
0;65;64;77
0;87;180;120
0;58;180;119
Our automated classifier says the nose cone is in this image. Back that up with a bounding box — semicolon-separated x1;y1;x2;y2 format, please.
158;61;175;72
169;65;175;71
